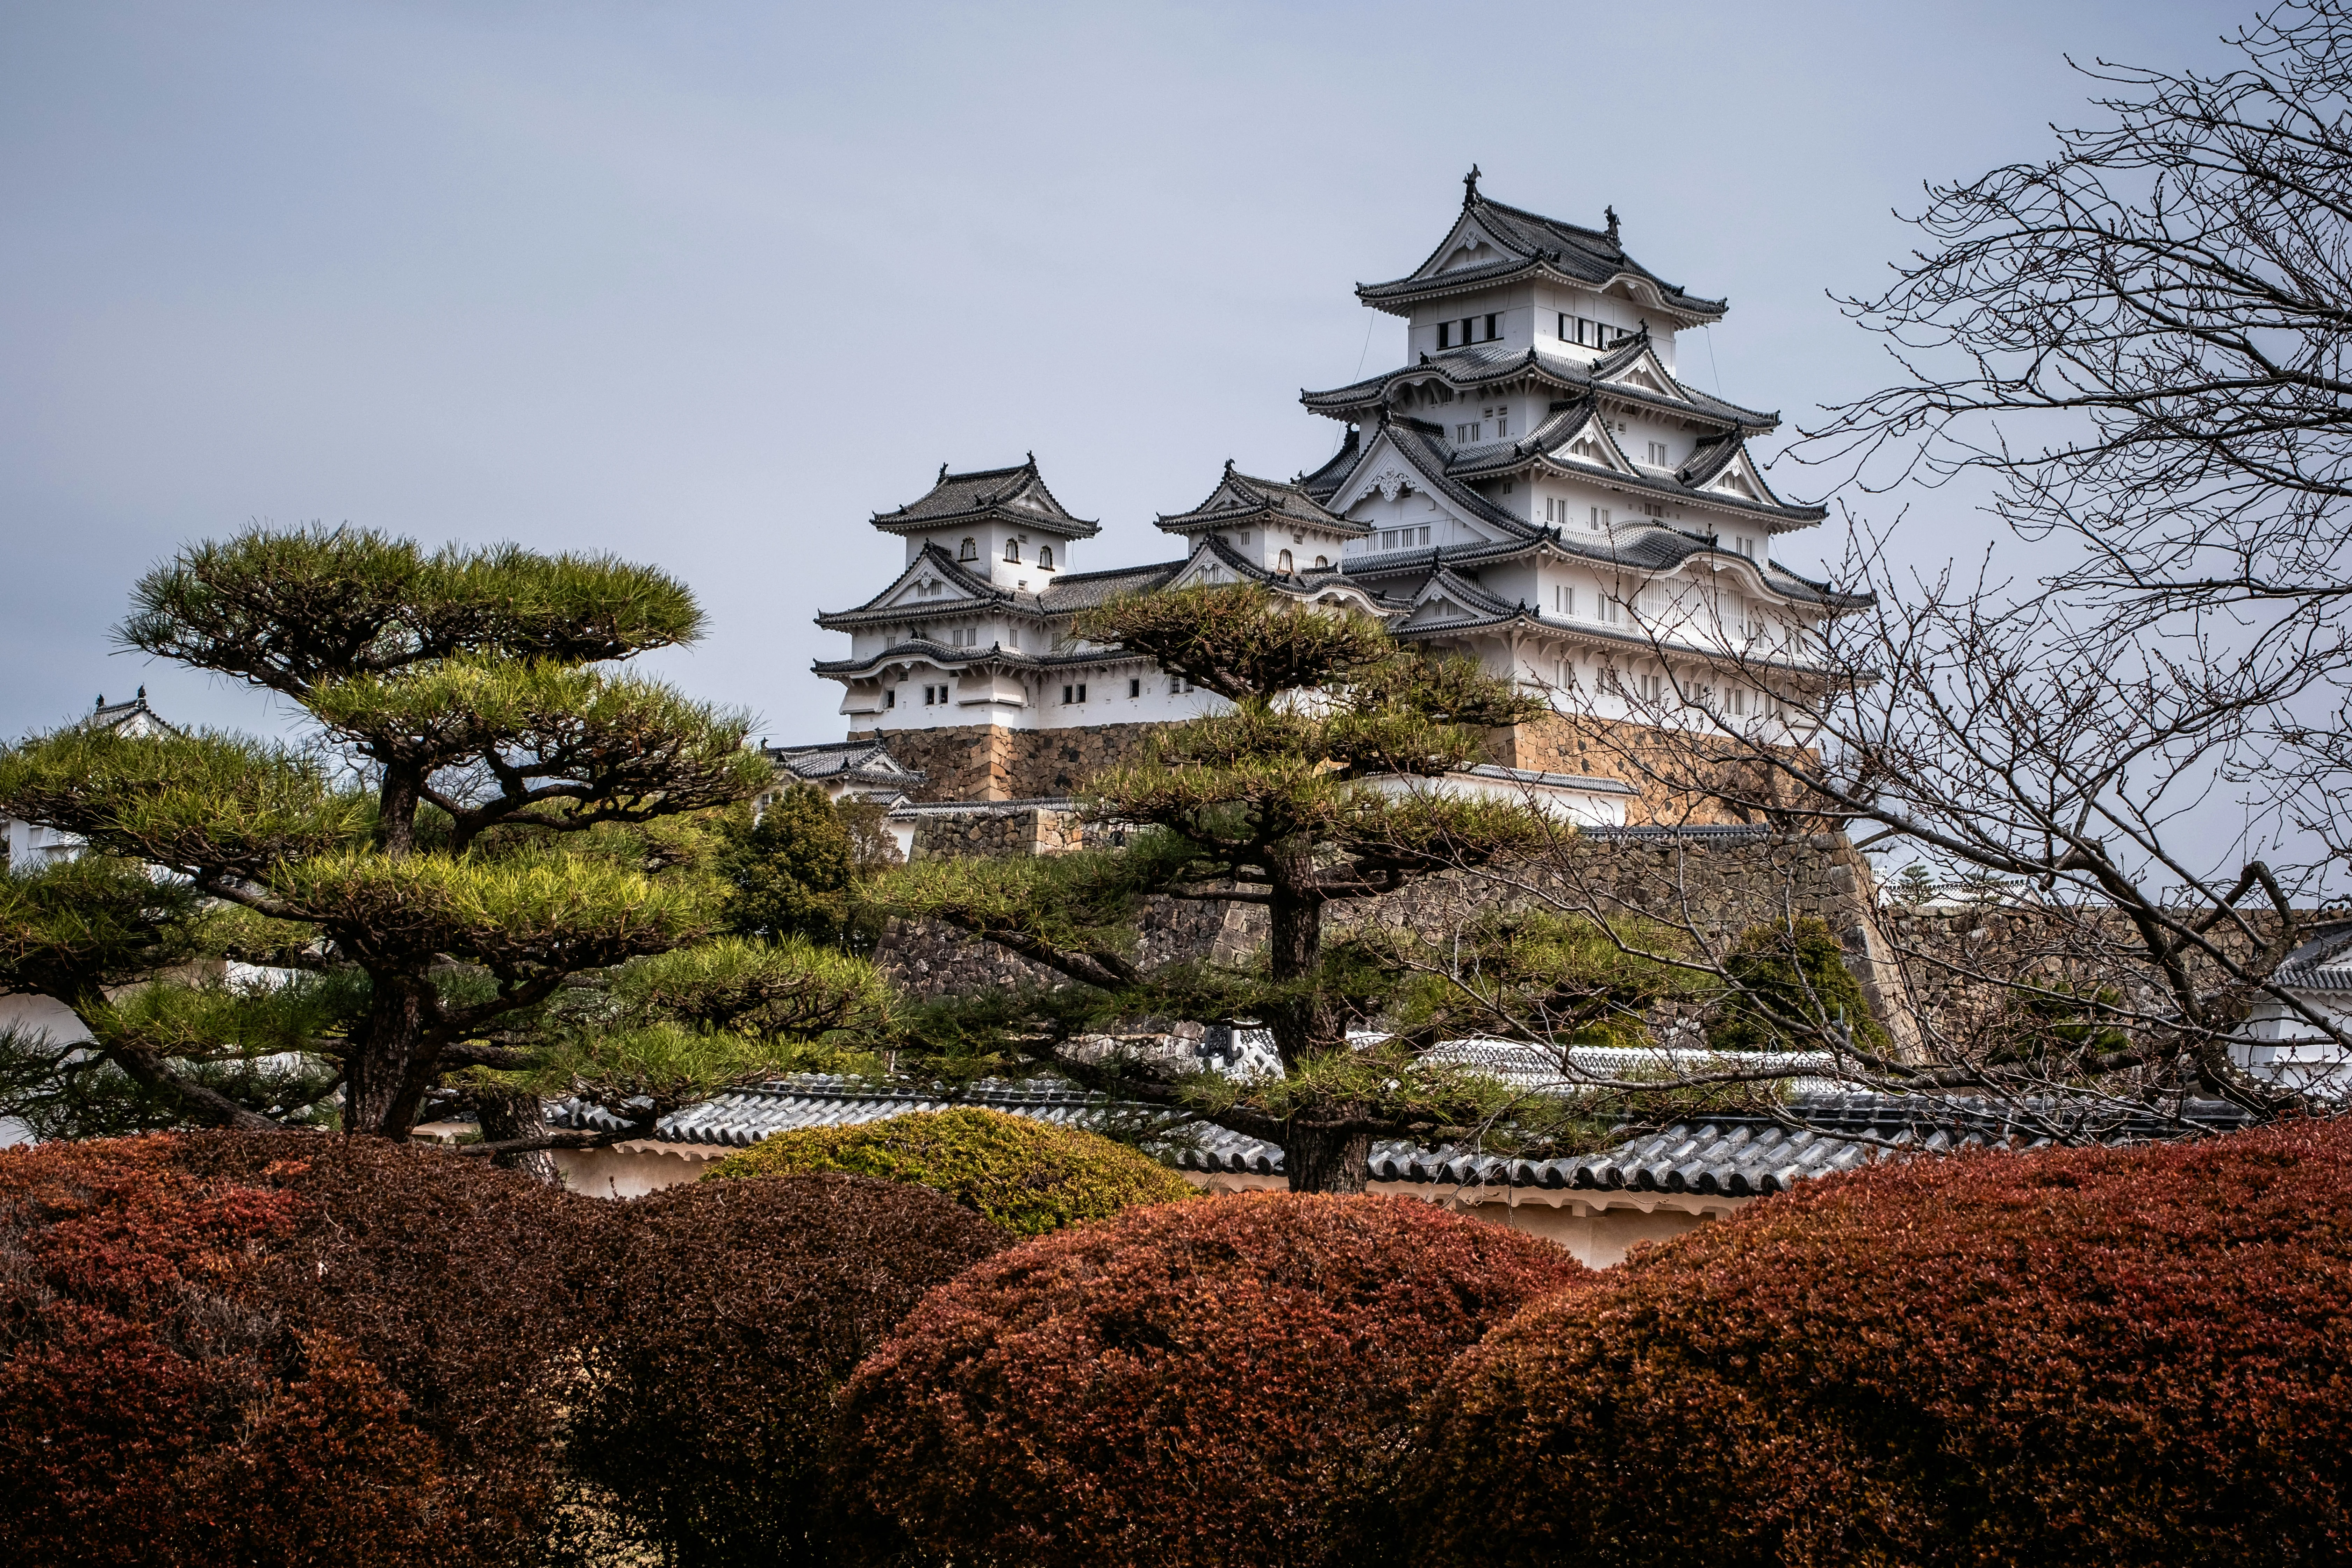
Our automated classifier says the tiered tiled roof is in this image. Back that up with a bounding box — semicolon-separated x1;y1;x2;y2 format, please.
1356;180;1728;325
2275;922;2352;993
869;457;1100;540
1156;461;1371;539
1303;337;1779;434
764;738;925;797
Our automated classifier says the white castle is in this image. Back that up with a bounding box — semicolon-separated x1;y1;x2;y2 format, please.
812;173;1857;783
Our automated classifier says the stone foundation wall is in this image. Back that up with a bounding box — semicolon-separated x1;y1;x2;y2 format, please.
902;805;1086;861
871;815;1908;1035
862;715;1788;824
1486;713;1791;829
850;722;1165;802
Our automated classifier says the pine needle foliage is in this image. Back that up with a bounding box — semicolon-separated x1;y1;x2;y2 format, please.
870;583;1673;1191
0;525;879;1144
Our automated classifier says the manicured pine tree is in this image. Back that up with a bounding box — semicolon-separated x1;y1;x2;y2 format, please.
0;526;882;1146
880;583;1671;1192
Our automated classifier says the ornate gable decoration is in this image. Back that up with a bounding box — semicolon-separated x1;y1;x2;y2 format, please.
1594;339;1687;406
1539;404;1634;476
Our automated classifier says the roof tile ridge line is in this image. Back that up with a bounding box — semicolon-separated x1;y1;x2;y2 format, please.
1046;557;1193;585
876;458;1036;517
1009;460;1097;527
1418;565;1521;618
1378;413;1544;536
814;542;1010;621
1659;360;1780;425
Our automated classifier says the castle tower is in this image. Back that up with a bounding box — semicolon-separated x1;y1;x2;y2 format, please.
810;178;1863;802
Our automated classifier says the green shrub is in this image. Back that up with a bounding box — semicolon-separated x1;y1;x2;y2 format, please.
703;1105;1197;1236
1706;914;1891;1052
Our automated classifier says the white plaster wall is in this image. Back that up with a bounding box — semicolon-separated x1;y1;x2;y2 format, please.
1184;1168;1741;1270
552;1139;727;1198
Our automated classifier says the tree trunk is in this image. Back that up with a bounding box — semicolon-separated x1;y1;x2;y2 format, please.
475;1089;561;1185
346;975;436;1137
1284;1118;1373;1194
377;763;422;857
1264;865;1343;1065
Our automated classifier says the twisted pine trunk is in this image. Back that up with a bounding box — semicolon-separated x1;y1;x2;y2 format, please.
347;975;437;1137
1285;1121;1374;1195
476;1090;561;1185
1264;862;1369;1194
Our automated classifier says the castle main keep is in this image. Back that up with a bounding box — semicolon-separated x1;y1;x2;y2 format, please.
809;173;1864;808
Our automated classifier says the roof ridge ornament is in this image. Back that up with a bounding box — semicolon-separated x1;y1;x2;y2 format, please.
1605;205;1620;244
1463;164;1481;206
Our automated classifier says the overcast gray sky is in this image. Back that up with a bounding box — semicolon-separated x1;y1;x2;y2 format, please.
1;0;2250;747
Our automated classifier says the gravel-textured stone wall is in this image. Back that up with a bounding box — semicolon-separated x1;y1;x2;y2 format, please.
850;723;1165;802
871;808;1909;1034
861;715;1789;825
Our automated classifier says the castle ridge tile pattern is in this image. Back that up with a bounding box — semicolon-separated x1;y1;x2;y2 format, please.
548;1077;2247;1197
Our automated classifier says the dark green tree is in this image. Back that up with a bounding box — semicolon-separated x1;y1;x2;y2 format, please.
717;783;855;944
1706;915;1892;1055
877;583;1671;1192
0;527;883;1145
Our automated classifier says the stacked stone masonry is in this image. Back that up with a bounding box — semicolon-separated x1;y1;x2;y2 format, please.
864;716;1792;829
874;804;1907;1033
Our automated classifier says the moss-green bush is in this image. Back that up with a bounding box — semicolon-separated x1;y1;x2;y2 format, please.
702;1106;1197;1236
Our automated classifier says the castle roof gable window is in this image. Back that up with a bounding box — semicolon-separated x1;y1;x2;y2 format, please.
1355;177;1727;326
870;455;1100;540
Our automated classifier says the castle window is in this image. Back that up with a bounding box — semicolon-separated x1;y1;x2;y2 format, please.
1736;536;1756;560
959;537;977;561
1560;315;1625;349
1378;526;1433;551
1060;683;1087;705
1437;314;1500;350
1128;678;1141;698
1590;506;1611;531
1640;501;1668;518
1645;441;1670;466
1553;584;1575;616
1004;539;1021;563
1278;549;1294;573
1314;555;1328;568
1038;546;1054;570
884;687;896;709
1455;422;1480;443
1598;595;1624;625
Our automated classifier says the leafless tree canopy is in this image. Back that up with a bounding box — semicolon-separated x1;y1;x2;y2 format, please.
1804;2;2352;647
1455;7;2352;1129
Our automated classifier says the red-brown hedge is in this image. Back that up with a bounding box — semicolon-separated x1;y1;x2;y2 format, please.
831;1191;1591;1568
568;1174;1010;1567
1404;1118;2352;1568
0;1131;603;1568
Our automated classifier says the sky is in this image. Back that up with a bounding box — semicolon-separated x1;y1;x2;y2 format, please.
0;0;2254;751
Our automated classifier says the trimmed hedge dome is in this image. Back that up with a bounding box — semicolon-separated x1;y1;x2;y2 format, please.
831;1191;1590;1568
570;1173;1008;1568
703;1105;1197;1236
0;1131;600;1568
1403;1117;2352;1568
